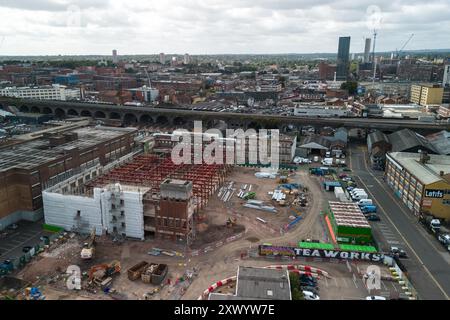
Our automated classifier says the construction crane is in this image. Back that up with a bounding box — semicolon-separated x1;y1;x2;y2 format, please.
395;33;414;58
143;68;152;88
372;29;378;83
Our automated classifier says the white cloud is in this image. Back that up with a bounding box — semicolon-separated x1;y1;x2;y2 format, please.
0;0;448;55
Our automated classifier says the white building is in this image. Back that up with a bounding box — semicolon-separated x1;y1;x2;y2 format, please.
159;52;166;65
293;105;349;117
443;64;450;87
0;84;80;101
184;53;190;65
43;165;148;239
112;49;118;64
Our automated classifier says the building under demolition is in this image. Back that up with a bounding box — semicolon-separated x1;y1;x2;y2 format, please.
144;131;297;165
0;124;137;229
43;154;230;244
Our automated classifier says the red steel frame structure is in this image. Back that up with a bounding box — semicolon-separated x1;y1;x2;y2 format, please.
86;154;230;213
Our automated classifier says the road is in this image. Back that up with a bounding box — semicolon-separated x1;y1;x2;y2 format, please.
348;143;450;300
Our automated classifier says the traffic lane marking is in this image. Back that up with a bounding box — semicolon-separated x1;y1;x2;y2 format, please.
357;154;449;299
361;151;449;257
357;175;448;299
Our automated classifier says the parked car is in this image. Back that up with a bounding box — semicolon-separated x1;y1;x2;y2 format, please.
22;246;32;253
7;224;18;230
367;214;381;221
300;286;319;295
303;290;320;300
390;246;407;258
366;296;386;300
300;275;317;283
300;279;317;287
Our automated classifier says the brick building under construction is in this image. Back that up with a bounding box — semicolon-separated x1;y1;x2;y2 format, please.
43;154;230;244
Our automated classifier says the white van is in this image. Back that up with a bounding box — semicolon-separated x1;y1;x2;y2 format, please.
352;193;368;200
351;191;368;197
350;189;365;195
358;199;373;206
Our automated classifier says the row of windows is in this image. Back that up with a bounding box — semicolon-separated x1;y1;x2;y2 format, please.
158;218;187;229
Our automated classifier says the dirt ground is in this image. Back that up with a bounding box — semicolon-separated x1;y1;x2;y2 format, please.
8;166;348;300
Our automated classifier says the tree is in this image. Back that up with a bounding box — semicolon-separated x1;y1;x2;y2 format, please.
340;81;358;95
291;288;304;300
289;272;306;300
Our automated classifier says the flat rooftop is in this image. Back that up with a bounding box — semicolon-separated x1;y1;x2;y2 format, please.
387;152;450;185
209;266;292;300
235;267;291;300
329;201;371;229
0;126;136;172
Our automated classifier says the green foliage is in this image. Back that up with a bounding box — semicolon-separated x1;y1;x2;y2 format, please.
292;287;305;300
340;81;358;95
289;273;304;300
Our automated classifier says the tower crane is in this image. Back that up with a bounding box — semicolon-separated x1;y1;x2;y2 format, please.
395;33;414;58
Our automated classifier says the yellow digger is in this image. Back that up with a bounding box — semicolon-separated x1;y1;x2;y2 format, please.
226;217;237;228
81;228;96;260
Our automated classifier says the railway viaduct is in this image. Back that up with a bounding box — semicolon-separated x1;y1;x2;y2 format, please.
1;97;448;133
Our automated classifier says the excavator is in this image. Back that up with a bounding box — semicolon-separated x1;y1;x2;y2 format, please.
81;228;96;260
88;260;121;288
226;217;237;228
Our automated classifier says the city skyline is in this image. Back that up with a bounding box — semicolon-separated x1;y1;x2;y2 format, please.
0;0;450;56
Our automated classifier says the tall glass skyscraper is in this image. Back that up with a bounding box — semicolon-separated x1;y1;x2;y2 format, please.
336;36;351;81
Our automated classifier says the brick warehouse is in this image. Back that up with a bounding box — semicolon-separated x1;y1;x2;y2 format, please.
0;125;137;229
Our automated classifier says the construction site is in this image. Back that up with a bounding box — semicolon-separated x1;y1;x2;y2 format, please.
0;139;417;301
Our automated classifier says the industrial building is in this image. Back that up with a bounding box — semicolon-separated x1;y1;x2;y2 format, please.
0;125;138;229
327;201;372;245
367;129;440;170
42;154;230;244
385;152;450;221
410;84;444;106
0;84;80;101
209;266;292;300
144;131;296;165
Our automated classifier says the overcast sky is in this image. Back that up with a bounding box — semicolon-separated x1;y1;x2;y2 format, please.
0;0;449;56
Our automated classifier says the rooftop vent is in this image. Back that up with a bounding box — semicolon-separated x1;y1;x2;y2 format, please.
418;150;430;164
